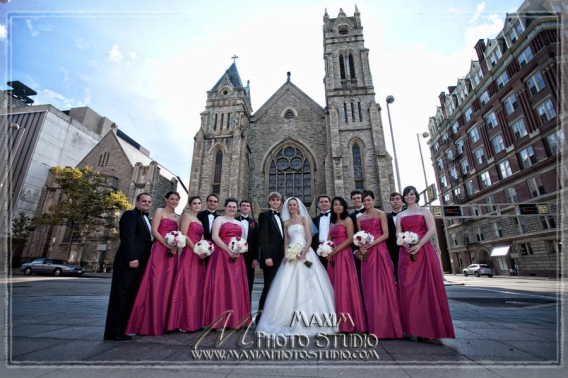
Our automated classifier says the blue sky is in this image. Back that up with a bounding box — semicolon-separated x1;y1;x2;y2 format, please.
1;0;523;201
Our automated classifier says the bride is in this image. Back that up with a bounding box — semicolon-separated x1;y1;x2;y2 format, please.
256;197;338;336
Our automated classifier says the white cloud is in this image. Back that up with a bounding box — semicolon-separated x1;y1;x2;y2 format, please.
129;51;138;60
108;44;122;61
447;7;457;13
75;37;89;49
60;67;70;84
0;24;7;40
469;2;486;24
26;18;53;37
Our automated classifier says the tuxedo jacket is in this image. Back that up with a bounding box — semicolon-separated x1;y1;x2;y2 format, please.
386;213;399;254
311;214;329;252
113;208;153;272
258;210;284;268
235;215;259;263
197;210;219;241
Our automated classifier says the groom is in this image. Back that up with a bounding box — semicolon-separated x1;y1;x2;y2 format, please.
257;191;284;322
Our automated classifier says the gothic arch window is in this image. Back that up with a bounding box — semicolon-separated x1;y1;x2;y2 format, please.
349;53;356;79
214;114;218;131
358;102;363;121
343;103;348;122
226;113;230;129
268;146;312;203
284;109;295;119
212;150;223;194
351;102;355;122
352;142;365;189
338;26;349;35
339;55;346;80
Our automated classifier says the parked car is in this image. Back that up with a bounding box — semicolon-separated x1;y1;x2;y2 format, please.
19;258;85;277
463;264;494;277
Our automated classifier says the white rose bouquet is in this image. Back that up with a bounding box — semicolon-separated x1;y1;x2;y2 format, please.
397;231;420;261
164;230;186;257
285;243;312;268
353;230;374;261
227;236;248;263
194;240;215;264
317;241;336;267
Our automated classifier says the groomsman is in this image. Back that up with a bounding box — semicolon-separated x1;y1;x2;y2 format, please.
349;189;365;296
237;200;259;302
257;192;284;322
386;192;404;282
311;195;332;269
197;194;219;241
104;193;153;341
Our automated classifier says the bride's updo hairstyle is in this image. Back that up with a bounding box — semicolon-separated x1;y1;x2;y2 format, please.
330;196;349;223
402;186;420;204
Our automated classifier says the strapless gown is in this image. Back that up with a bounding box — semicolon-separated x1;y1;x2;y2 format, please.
256;224;338;336
398;215;455;339
126;218;179;336
167;221;205;332
360;218;403;338
328;224;367;332
201;222;251;329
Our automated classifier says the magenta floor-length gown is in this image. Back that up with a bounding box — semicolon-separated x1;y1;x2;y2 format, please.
360;218;403;338
201;222;251;329
328;224;367;333
125;218;179;336
398;215;455;339
166;222;205;332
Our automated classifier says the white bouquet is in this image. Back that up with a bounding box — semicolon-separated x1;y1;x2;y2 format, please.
353;230;374;261
164;230;186;257
228;236;248;263
194;240;215;263
317;241;336;267
397;231;420;261
285;243;312;268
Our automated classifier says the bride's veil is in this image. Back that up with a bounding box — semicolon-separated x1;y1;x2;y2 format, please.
281;197;318;236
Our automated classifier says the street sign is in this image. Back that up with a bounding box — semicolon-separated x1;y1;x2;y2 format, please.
443;206;462;216
519;204;539;215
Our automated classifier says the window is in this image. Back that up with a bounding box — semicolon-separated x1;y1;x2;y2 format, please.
220;113;224;128
358;102;362;122
546;240;559;254
226;113;230;129
517;46;534;68
499;160;512;178
339;55;346;79
443;193;450;205
504;187;518;203
465;180;475;196
537;99;557;124
473;73;480;86
527;71;545;95
476;227;484;241
436;158;444;170
480;91;490;106
504;93;519;115
268;146;312;203
519;146;537;168
212;150;223;194
213;114;218;131
440;175;448;188
527;177;545;198
457;140;465;154
547;129;565;155
492;134;505;154
509;29;518;44
348;54;356;78
511;119;528;140
489;53;497;67
486;196;497;212
452;122;459;135
352;143;364;189
472;205;481;216
451;233;458;246
475;148;486;165
481;171;491;188
539;215;556;230
470;127;480;143
492;222;503;237
497;72;509;89
520;242;533;255
351;102;355;121
461;159;470;175
513;217;528;234
485;111;498;130
453;187;461;200
515;22;523;36
449;167;458;180
464;107;474;122
446;149;454;161
343;103;348;122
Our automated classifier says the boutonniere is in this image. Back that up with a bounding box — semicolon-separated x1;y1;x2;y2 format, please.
250;221;256;230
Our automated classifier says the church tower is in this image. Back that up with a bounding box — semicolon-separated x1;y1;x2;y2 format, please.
188;62;253;201
323;7;395;206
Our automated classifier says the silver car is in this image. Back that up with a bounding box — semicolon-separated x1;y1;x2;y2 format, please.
463;263;495;277
20;258;85;277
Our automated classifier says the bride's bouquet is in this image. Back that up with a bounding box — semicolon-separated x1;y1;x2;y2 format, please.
194;240;215;264
397;231;420;261
317;241;336;267
353;230;374;261
285;243;312;268
228;236;248;263
164;230;186;257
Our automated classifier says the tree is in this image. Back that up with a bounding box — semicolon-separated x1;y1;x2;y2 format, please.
34;166;131;261
9;212;36;266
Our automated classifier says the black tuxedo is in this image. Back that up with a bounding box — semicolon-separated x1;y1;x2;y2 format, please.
104;208;153;339
257;209;284;318
197;209;219;241
386;212;400;282
350;209;364;298
236;214;259;301
311;213;331;269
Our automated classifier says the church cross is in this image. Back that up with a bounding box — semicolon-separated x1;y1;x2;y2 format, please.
231;54;239;63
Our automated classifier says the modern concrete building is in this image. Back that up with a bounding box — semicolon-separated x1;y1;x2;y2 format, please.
427;0;565;277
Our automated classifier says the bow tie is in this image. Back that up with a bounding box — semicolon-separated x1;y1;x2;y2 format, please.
208;210;217;215
141;211;149;217
271;210;280;216
239;215;248;221
392;211;401;216
321;212;330;217
356;208;365;214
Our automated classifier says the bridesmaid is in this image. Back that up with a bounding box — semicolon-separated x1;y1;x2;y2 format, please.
167;196;206;332
397;186;455;339
201;198;251;329
327;196;367;333
357;190;403;339
126;191;181;336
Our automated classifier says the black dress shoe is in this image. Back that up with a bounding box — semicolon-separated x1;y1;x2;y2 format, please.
106;334;131;341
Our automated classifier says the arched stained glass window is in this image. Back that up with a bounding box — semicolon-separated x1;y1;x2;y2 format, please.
212;150;223;194
349;54;356;78
352;143;364;189
268;146;311;203
339;55;346;80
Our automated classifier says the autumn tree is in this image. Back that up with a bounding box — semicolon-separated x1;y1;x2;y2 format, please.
34;166;131;259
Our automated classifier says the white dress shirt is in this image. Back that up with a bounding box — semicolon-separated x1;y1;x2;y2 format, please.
318;211;331;242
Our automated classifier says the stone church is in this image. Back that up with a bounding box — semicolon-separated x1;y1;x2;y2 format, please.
188;7;395;212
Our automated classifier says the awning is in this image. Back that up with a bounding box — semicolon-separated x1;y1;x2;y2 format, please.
491;245;510;257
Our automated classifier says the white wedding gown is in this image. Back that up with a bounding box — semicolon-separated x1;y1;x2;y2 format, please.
256;224;339;336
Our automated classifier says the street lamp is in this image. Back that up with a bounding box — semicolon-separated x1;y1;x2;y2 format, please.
416;131;429;191
385;95;401;193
